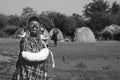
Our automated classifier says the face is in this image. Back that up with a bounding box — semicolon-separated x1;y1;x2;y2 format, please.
29;21;40;36
40;24;45;33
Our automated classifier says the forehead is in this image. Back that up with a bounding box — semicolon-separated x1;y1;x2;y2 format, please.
29;20;44;27
30;21;40;24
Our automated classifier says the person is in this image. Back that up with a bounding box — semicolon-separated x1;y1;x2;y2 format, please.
51;28;59;47
12;16;51;80
40;25;49;47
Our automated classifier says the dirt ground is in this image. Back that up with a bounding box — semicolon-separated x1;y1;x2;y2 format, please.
0;38;120;80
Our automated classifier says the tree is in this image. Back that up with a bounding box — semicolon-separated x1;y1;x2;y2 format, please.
20;7;36;27
21;7;36;16
72;13;83;28
1;25;18;36
39;13;54;31
106;1;120;25
84;0;109;18
83;0;110;33
44;11;76;37
64;16;76;41
8;15;20;26
109;1;120;14
47;11;67;33
0;13;8;30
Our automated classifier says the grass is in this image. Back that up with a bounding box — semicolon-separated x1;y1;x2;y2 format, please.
0;38;120;80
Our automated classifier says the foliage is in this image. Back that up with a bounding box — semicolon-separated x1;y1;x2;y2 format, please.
107;13;120;25
83;0;112;37
71;13;83;28
46;11;76;36
108;2;120;25
83;0;120;35
1;25;18;36
0;1;120;38
0;13;9;30
19;7;37;27
39;13;54;31
47;12;67;29
84;0;109;18
8;15;20;26
109;1;120;14
21;6;36;16
0;31;8;37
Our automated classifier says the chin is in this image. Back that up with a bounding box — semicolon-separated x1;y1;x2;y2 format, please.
30;32;38;37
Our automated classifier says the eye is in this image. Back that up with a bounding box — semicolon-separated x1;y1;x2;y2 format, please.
35;24;40;28
40;24;44;27
30;22;34;27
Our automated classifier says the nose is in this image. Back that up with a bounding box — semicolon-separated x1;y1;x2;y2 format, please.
33;27;37;30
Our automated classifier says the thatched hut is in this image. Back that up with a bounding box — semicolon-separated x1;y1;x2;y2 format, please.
100;24;120;40
74;27;96;42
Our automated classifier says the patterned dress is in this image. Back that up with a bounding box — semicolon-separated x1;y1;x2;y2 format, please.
12;31;48;80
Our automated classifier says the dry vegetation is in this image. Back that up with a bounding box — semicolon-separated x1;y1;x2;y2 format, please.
0;38;120;80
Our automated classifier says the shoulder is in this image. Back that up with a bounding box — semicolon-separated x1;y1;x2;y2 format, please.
16;28;30;38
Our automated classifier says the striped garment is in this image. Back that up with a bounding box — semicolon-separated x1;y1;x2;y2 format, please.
12;32;48;80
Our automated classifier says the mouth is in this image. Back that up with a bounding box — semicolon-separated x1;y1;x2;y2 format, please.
31;31;37;33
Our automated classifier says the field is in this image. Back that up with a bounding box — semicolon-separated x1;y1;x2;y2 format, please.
0;38;120;80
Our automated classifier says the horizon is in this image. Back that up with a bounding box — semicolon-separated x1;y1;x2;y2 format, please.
0;0;120;16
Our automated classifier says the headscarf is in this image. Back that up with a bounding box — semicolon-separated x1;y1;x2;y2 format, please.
28;16;40;27
26;16;42;36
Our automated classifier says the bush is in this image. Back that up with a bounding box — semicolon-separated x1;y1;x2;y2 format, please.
0;31;8;37
1;25;19;37
0;14;8;30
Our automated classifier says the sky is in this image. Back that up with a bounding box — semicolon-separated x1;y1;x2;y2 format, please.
0;0;119;16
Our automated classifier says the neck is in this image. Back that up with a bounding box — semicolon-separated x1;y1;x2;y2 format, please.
30;32;38;37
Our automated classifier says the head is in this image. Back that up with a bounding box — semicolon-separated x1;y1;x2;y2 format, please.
40;24;45;34
28;16;41;37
